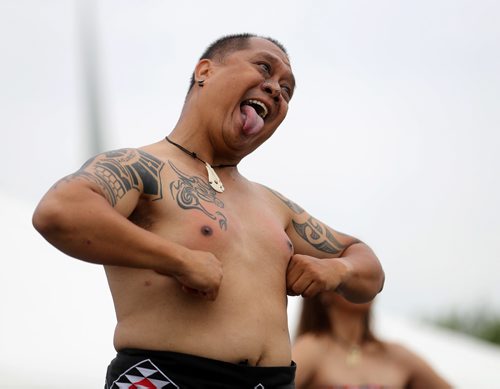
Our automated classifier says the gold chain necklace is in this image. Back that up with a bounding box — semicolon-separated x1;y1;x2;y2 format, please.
165;136;236;193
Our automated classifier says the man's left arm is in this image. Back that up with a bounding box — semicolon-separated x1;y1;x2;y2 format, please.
269;189;384;303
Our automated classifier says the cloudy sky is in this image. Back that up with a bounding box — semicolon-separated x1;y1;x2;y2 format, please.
1;0;500;384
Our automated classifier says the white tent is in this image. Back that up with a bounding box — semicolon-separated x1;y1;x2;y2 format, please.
2;194;500;388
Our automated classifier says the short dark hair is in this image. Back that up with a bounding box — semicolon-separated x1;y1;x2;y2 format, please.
187;33;288;92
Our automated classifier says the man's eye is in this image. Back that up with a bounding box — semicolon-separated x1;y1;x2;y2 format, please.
281;86;292;100
259;63;271;73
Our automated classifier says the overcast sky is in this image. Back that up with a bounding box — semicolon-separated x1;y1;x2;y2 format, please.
2;0;500;321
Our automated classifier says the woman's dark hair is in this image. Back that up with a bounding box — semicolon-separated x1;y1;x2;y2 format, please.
296;294;377;344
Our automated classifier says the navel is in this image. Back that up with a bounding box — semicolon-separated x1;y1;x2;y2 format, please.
200;225;213;236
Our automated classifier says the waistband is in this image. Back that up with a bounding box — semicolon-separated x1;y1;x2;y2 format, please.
106;348;296;389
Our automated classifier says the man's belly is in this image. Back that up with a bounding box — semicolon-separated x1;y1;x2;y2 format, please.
106;266;292;367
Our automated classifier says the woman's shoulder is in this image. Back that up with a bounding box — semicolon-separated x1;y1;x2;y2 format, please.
382;340;432;367
294;333;331;355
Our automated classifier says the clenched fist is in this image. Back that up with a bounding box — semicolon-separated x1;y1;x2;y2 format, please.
286;254;347;298
159;248;223;301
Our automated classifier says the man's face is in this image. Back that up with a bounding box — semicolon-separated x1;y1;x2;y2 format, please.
200;38;296;157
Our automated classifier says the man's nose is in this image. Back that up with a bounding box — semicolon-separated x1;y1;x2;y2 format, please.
262;80;281;102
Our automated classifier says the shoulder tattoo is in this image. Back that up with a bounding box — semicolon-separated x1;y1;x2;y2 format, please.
61;149;164;206
168;161;227;231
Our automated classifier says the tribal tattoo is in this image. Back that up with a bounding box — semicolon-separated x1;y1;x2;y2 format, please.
292;216;348;255
56;149;164;206
265;186;349;254
168;161;227;231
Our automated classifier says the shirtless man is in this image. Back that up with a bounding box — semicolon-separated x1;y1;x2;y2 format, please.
33;34;384;388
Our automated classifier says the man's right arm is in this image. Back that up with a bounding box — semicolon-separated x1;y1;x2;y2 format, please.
32;148;223;300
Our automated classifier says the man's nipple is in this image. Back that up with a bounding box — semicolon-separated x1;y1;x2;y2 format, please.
200;225;213;236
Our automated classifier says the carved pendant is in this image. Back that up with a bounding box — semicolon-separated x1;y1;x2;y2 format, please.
205;162;224;193
346;346;362;366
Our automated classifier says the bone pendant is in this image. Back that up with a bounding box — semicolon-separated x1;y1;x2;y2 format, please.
205;162;224;193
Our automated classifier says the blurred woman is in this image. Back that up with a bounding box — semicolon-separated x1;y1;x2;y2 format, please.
292;291;451;388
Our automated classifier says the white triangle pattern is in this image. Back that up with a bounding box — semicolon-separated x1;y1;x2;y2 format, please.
115;383;132;389
137;367;157;377
125;374;145;382
110;359;179;389
122;372;172;388
148;379;171;388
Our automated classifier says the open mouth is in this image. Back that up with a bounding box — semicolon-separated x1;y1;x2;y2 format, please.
241;99;269;119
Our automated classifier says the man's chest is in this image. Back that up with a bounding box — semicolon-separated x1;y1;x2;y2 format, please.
130;174;293;265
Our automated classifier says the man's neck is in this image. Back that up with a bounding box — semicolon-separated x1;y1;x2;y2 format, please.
169;104;245;166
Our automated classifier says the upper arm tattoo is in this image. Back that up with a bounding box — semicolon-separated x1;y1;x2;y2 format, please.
168;161;227;231
264;186;352;254
292;216;350;255
61;149;164;206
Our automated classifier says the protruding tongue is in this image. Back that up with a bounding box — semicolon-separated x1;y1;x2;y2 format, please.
241;104;264;136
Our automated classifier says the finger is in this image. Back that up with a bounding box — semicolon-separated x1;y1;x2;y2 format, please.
289;274;313;296
182;285;218;301
182;285;203;296
286;268;299;288
286;278;300;295
285;259;303;289
204;288;218;301
301;281;321;298
286;261;309;293
286;255;314;285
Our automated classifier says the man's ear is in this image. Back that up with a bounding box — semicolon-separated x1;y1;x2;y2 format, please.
194;59;214;82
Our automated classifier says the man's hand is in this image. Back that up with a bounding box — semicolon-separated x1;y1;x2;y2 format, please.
286;254;347;298
159;249;224;301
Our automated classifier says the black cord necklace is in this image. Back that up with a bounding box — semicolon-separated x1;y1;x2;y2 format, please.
165;136;236;193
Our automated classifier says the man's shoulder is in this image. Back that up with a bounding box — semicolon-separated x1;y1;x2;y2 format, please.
253;183;286;201
82;146;166;169
256;184;305;215
88;140;174;167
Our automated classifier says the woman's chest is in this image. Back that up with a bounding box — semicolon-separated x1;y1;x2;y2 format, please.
314;353;409;388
